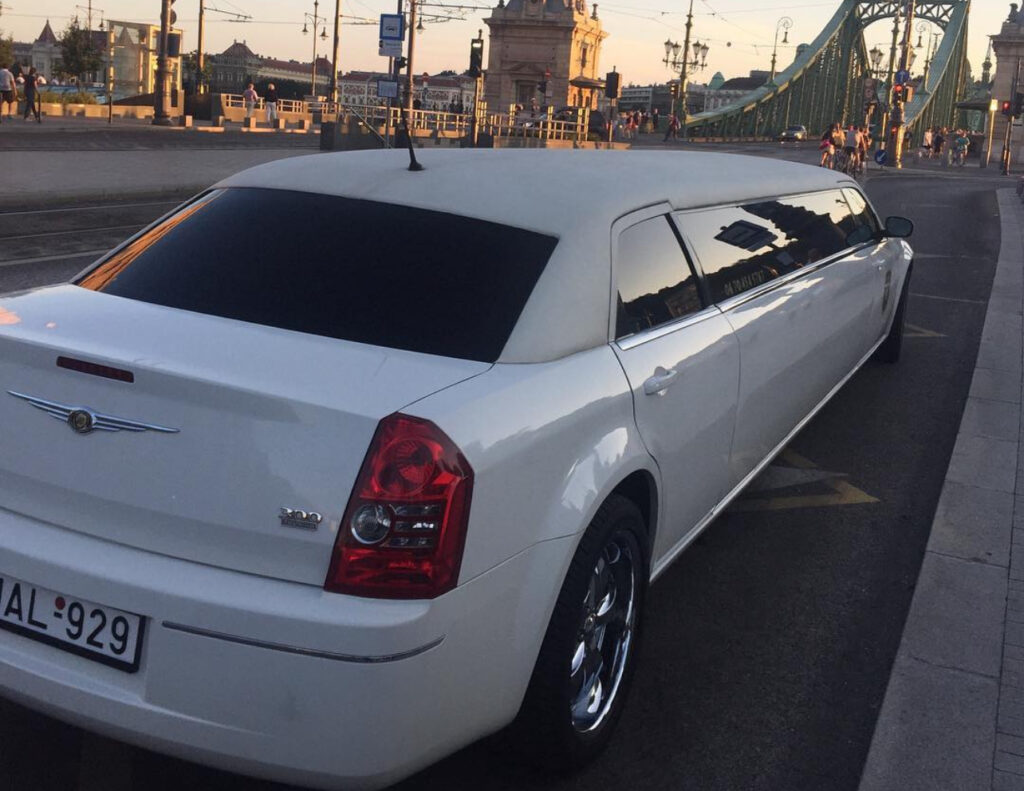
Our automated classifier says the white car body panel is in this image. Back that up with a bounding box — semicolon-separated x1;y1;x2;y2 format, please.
0;149;913;789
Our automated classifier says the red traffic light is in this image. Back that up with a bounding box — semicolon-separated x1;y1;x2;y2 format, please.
1003;100;1013;116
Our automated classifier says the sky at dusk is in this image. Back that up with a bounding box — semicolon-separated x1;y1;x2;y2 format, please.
1;0;1007;87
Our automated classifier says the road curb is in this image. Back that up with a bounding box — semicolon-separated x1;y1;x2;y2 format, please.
857;189;1024;791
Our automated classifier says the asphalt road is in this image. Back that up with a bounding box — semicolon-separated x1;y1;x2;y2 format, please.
0;146;1007;791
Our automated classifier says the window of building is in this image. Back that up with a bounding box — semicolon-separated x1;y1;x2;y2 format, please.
615;216;703;339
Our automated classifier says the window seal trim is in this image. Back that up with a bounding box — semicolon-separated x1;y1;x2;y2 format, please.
614;305;722;350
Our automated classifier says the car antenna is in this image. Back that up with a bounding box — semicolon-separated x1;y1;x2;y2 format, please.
399;107;424;172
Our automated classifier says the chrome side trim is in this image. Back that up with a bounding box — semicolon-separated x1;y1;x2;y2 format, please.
614;306;722;351
650;330;886;582
712;242;878;313
161;621;445;664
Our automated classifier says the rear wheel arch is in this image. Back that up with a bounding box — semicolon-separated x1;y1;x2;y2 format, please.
609;469;658;562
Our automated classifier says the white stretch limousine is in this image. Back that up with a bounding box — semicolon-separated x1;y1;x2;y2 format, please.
0;150;912;789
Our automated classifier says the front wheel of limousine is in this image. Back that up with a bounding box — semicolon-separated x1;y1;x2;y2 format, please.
510;495;649;769
875;265;912;364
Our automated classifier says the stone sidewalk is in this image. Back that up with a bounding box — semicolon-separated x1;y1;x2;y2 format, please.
859;189;1024;790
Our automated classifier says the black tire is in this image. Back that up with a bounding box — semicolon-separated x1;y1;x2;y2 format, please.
509;494;648;770
875;266;912;363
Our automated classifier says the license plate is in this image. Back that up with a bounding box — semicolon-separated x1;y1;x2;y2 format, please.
0;573;144;672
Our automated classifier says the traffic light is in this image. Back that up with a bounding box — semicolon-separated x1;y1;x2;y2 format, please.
1003;99;1013;117
1015;92;1024;117
538;81;547;94
468;36;483;78
668;82;678;98
395;56;408;70
605;70;620;100
892;83;904;102
903;85;914;103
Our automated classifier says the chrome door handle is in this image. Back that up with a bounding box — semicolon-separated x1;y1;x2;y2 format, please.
643;367;679;396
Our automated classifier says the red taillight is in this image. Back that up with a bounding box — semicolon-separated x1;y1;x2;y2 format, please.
325;414;473;599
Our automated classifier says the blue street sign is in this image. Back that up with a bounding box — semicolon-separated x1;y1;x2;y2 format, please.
874;149;887;165
895;69;910;85
380;14;404;41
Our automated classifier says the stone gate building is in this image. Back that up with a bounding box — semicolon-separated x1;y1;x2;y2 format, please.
483;0;607;112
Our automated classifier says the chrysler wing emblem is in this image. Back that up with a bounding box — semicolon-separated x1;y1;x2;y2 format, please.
7;391;179;435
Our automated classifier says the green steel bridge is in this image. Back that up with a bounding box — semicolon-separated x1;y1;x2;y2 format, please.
686;0;972;138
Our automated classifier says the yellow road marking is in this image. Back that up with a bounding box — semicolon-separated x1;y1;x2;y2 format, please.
731;449;879;512
905;323;946;338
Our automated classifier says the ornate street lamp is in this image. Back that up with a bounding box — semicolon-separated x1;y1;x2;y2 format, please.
662;13;709;134
769;17;793;83
303;0;329;97
869;45;884;75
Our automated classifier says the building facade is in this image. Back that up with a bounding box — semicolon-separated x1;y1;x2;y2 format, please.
484;0;607;113
207;41;333;97
338;71;475;111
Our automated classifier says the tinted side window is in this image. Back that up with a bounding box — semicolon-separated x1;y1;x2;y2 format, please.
843;188;882;245
675;190;858;304
615;216;703;339
77;188;557;363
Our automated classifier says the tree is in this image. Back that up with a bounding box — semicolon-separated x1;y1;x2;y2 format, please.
59;18;102;84
0;33;12;68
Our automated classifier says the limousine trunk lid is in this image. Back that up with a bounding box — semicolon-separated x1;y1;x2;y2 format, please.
0;286;490;586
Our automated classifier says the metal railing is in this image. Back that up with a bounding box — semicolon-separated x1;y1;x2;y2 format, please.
220;94;589;142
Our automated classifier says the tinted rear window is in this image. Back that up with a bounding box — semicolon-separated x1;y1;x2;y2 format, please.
77;188;557;363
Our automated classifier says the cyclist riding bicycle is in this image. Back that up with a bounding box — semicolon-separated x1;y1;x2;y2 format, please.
842;125;862;175
819;124;837;168
952;130;969;167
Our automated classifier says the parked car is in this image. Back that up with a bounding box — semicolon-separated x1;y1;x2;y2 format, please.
0;149;912;790
779;124;808;141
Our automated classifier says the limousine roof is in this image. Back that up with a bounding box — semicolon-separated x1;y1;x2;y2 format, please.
217;149;861;363
217;148;855;234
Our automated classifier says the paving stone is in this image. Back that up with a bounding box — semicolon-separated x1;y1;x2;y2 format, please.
928;481;1013;567
995;769;1024;791
999;733;1024;756
901;553;1005;677
858;655;997;791
959;398;1021;443
997;749;1024;774
945;434;1018;494
972;368;1023;404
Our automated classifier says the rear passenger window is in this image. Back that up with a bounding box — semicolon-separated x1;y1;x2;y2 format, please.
615;216;703;339
674;190;860;304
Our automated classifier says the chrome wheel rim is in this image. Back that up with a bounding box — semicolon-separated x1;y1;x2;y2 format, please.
569;531;637;733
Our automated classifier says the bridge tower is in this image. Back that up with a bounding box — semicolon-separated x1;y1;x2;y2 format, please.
483;0;607;113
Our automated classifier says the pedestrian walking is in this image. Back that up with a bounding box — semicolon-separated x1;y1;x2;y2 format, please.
932;128;945;163
22;67;40;123
0;64;14;123
652;106;660;133
243;82;258;119
919;127;932;160
663;112;679;142
264;83;279;124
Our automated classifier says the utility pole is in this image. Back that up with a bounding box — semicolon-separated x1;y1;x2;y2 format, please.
153;0;173;125
197;0;205;94
880;4;901;153
678;0;694;139
405;0;418;117
891;0;915;168
329;0;341;103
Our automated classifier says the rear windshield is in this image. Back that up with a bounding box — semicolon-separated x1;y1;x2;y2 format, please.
77;188;557;363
